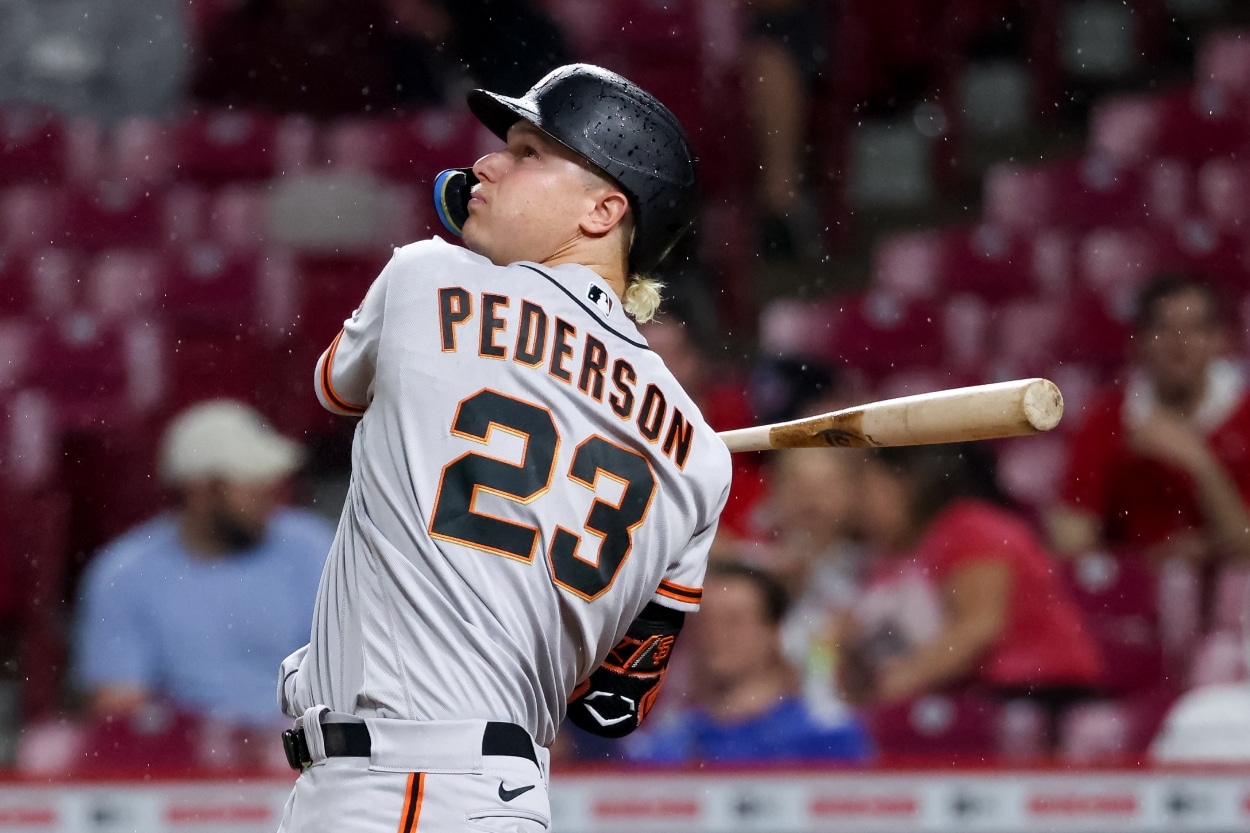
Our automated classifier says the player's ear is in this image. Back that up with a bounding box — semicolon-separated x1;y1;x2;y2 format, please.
580;189;630;238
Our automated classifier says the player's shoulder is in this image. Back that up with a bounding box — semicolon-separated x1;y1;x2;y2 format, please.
390;236;492;273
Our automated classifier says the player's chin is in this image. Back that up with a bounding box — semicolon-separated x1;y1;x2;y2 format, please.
461;226;506;265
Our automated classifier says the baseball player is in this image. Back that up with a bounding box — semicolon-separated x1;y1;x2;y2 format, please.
276;64;732;833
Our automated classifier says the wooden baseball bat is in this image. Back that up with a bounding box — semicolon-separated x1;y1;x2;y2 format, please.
717;378;1063;453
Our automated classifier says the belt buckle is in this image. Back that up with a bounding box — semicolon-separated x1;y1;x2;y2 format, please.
282;727;312;771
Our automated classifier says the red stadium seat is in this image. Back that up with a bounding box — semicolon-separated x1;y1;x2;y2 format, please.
0;387;58;490
4;485;72;720
1153;85;1250;163
0;254;35;317
161;249;300;414
1088;94;1164;167
173;111;314;184
1188;630;1248;688
1059;687;1179;762
68;181;166;251
1142;157;1195;225
937;224;1036;303
323;119;391;175
871;231;942;303
1153;219;1250;303
0;186;70;252
1196;157;1250;230
1211;567;1250;635
990;298;1066;377
206;185;270;250
996;433;1068;512
866;694;1004;760
819;292;945;388
1060;551;1165;697
163;243;261;324
0;105;66;186
983;163;1052;231
85;249;163;322
380;109;488;184
1076;226;1158;317
0;248;80;318
1044;157;1150;232
1043;361;1102;426
941;293;991;376
111;117;175;184
24;314;166;430
1196;29;1250;104
1030;228;1077;297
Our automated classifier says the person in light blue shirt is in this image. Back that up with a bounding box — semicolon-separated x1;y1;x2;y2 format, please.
621;560;873;765
74;400;335;727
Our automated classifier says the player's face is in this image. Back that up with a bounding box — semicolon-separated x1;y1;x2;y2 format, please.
462;122;605;267
1136;289;1225;400
694;576;780;684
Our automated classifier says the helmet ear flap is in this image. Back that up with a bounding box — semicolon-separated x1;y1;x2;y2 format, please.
433;168;479;237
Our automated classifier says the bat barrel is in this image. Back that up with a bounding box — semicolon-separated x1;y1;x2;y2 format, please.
718;378;1064;453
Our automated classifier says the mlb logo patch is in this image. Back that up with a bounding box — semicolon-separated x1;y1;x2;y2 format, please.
587;283;613;317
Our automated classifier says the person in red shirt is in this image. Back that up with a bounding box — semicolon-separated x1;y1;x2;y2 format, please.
1051;275;1250;566
840;444;1103;717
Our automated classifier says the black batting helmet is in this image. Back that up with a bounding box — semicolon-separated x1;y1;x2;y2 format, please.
436;64;699;275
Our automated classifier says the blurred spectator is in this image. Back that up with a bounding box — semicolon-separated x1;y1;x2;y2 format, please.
72;401;334;728
743;0;831;261
1050;275;1250;567
383;0;571;107
840;445;1102;742
753;448;864;717
192;0;397;118
624;560;873;764
0;0;189;121
748;355;840;426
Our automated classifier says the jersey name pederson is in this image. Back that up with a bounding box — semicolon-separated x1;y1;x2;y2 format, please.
438;287;694;470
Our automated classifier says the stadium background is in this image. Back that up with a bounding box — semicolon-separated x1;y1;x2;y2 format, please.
3;0;1250;830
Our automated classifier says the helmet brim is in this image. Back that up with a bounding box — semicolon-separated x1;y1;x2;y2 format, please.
467;90;539;142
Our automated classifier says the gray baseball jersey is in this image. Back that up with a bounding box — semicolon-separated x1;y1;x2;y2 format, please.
279;237;732;748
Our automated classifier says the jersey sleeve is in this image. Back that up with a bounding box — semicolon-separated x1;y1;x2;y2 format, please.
314;254;394;416
652;486;728;612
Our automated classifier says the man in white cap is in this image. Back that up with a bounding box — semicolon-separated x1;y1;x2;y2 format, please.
74;400;335;728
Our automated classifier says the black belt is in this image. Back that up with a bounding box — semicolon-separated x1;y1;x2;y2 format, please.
283;721;537;771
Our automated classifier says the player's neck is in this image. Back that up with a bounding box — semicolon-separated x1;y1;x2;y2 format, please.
543;251;627;300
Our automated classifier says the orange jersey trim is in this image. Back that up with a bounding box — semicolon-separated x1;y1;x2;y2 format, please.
319;329;368;415
656;579;702;604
